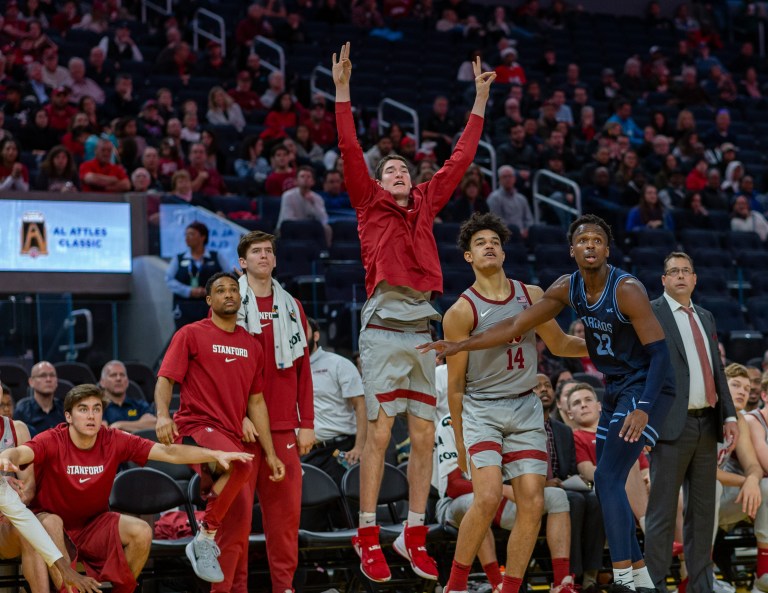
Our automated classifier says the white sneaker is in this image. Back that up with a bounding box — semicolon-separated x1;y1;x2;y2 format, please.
185;532;224;583
713;578;736;593
753;573;768;593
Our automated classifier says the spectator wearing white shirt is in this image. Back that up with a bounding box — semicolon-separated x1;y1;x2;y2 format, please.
487;165;534;238
301;317;366;486
731;195;768;242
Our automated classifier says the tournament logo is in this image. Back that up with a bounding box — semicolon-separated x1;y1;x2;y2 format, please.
20;211;48;257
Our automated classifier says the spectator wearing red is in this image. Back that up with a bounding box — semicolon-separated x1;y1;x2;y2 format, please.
186;142;227;197
79;138;130;193
685;157;708;192
51;0;81;34
264;143;296;196
495;46;526;85
235;4;273;48
351;0;384;28
228;71;264;114
3;0;28;40
44;86;78;134
0;138;29;191
301;99;336;148
262;92;303;140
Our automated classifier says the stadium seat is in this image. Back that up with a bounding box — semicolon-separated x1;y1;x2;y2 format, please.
735;250;768;280
328;241;362;262
633;268;664;300
699;296;748;336
330;219;360;244
280;220;328;253
694;269;728;297
689;248;733;270
534;244;574;270
725;232;764;254
53;362;96;385
54;379;74;400
341;462;409;531
433;222;462;246
528;224;567;248
629;247;667;271
438;243;467;266
325;263;366;303
129;429;195;492
110;467;197;582
124;361;156;403
630;229;677;252
275;239;322;282
441;266;475;300
681;229;721;252
572;373;604;389
0;363;29;402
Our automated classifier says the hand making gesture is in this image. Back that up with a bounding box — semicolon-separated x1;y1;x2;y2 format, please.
332;42;352;102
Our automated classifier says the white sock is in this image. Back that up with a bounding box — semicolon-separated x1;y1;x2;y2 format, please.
200;528;216;540
407;511;425;526
613;568;634;589
632;567;654;588
359;512;376;528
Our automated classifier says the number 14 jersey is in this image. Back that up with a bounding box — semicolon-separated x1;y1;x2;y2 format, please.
459;279;538;399
568;265;650;378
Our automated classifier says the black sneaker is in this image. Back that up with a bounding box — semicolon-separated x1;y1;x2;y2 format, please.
609;584;635;593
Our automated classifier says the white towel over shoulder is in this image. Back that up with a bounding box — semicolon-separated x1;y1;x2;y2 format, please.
237;275;307;369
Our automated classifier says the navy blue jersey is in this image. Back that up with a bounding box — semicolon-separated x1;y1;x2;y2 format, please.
568;265;650;378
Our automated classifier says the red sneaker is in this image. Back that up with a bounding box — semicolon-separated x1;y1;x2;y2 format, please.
393;523;438;580
352;526;391;583
552;575;578;593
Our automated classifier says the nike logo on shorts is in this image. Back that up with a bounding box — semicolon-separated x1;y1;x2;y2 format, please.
79;478;91;484
287;443;296;449
225;357;236;363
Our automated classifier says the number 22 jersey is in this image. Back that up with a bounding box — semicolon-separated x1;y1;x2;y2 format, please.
568;265;649;378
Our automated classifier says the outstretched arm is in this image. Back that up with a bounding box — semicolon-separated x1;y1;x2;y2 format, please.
418;275;571;358
526;284;588;357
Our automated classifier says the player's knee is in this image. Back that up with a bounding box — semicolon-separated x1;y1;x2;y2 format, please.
518;490;544;517
131;520;153;549
40;513;64;533
409;425;435;453
368;421;393;448
473;485;503;516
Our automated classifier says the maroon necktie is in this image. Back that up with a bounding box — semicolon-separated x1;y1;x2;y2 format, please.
683;306;717;408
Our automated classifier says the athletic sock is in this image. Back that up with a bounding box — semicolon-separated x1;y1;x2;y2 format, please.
552;557;570;585
758;547;768;577
501;575;523;593
407;511;426;527
359;512;376;528
201;528;216;540
613;568;634;589
483;561;503;590
446;560;471;591
632;567;654;588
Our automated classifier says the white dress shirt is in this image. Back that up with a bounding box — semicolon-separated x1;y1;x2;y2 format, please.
662;292;715;410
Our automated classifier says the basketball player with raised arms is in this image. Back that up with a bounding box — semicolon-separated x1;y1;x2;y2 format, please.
439;212;586;593
420;214;676;593
332;41;496;583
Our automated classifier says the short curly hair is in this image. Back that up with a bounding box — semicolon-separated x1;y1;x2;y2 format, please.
457;212;511;253
567;214;614;245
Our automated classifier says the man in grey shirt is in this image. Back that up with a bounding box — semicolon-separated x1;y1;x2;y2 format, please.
276;166;332;246
487;165;533;238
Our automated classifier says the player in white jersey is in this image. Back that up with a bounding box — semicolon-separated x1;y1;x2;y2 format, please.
440;213;588;593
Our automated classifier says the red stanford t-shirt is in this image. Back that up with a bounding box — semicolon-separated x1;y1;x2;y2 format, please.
573;428;649;469
27;425;153;530
159;318;265;439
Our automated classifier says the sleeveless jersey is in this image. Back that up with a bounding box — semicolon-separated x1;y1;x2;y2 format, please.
460;279;537;399
568;265;650;378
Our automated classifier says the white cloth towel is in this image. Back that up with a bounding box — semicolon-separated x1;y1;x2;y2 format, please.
237;275;307;369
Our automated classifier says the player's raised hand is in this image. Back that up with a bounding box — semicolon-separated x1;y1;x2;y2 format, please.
416;340;461;360
619;409;648;443
473;55;496;100
332;41;352;87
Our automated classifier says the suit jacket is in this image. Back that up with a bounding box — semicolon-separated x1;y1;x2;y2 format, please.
651;295;735;442
549;417;578;481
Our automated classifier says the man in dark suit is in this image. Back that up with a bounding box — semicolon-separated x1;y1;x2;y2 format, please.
645;252;739;593
535;373;605;592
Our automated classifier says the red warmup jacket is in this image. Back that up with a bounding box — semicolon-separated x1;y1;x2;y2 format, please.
336;101;484;298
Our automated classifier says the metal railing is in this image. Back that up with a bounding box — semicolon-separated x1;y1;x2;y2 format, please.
378;98;419;149
140;0;171;23
532;169;582;224
193;9;226;57
252;36;285;78
310;65;334;104
475;140;498;192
